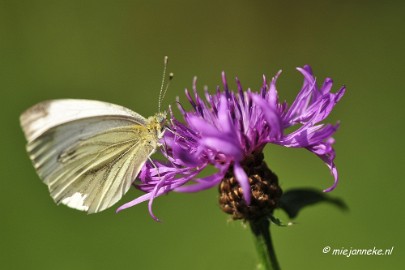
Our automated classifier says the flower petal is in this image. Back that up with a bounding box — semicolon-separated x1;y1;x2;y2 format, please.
174;168;227;193
267;70;282;107
116;192;157;213
218;95;234;134
201;136;243;160
233;162;251;204
187;115;219;136
252;93;282;140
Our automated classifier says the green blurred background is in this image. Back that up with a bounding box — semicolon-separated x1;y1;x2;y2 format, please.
1;1;404;269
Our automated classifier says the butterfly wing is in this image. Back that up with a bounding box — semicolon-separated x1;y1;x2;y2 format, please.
20;99;147;142
20;99;156;213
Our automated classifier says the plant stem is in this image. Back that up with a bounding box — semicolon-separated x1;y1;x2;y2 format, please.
249;218;280;270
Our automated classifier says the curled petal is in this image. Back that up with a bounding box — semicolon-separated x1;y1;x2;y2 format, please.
233;162;251;204
306;141;338;192
278;123;339;148
319;154;338;192
116;192;159;213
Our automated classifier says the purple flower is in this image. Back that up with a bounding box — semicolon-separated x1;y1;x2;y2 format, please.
117;65;345;220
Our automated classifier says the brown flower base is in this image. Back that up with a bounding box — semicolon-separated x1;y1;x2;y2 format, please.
218;152;283;220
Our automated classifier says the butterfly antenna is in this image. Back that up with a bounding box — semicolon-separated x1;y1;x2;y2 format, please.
161;72;174;109
158;56;169;113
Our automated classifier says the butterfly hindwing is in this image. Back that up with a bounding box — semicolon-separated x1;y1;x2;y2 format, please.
45;125;155;213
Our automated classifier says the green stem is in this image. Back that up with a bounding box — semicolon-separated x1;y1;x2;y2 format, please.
249;218;281;270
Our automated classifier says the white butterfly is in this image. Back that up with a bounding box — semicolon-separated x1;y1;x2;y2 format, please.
20;99;166;213
20;57;172;214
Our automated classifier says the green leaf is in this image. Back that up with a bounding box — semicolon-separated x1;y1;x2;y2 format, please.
279;188;348;219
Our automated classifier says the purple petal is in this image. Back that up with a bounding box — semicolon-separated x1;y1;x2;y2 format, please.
267;70;282;107
201;136;243;160
187;115;219;135
303;65;314;75
218;95;234;133
233;162;251;204
297;66;316;88
236;77;245;105
283;85;314;126
278;123;338;148
169;140;201;167
174;169;227;192
116;192;159;212
320;78;333;94
252;93;282;140
335;86;346;102
184;88;196;110
319;154;338;192
309;91;345;124
147;178;168;221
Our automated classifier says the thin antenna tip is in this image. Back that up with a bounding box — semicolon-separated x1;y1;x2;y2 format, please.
158;56;171;112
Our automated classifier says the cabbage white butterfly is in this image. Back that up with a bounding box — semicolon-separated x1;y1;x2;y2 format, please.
20;57;172;213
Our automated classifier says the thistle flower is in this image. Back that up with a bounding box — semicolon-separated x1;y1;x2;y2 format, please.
117;65;345;221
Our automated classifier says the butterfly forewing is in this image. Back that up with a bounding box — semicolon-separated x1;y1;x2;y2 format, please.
20;99;147;142
20;99;162;213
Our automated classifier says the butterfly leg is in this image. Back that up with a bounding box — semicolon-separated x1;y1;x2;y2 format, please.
148;157;161;180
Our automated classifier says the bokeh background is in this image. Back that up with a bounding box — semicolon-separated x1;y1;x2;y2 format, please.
1;1;404;269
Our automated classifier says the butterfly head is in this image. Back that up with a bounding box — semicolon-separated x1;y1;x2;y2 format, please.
147;111;167;138
155;111;167;126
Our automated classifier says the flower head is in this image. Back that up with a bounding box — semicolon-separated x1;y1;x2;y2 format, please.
117;65;345;220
